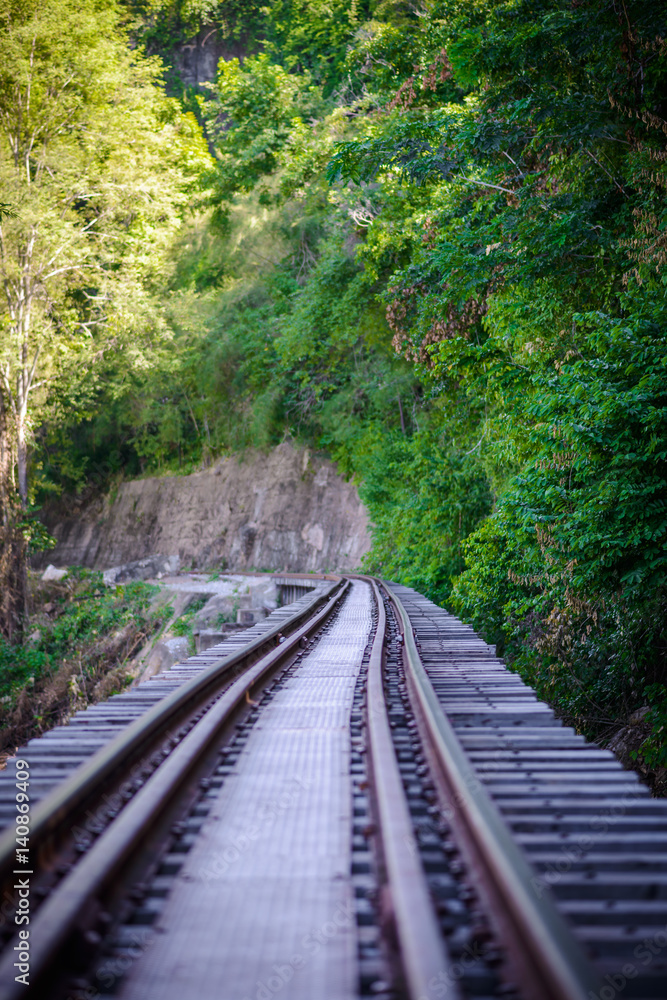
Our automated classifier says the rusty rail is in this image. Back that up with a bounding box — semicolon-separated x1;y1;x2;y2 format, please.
365;579;459;999
384;582;601;1000
0;580;347;999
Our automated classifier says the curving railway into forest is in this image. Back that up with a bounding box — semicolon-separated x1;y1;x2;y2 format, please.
0;575;665;1000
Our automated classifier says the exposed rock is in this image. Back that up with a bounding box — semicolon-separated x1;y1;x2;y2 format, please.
148;585;208;621
171;28;246;88
605;709;666;795
194;630;231;652
144;637;191;674
37;444;370;574
103;555;181;586
188;577;279;630
41;565;67;582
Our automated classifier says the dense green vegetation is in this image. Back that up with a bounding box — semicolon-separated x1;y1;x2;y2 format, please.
0;571;162;704
1;0;665;776
0;569;169;751
0;0;210;635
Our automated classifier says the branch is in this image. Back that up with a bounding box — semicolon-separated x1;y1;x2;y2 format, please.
0;366;16;414
39;217;98;272
464;425;487;455
583;147;626;196
460;172;515;195
40;263;96;282
245;247;279;267
25;344;41;396
76;319;107;329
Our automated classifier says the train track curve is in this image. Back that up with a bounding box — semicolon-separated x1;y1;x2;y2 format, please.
0;575;664;1000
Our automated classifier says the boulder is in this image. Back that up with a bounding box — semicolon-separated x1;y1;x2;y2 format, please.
103;554;180;586
41;564;68;582
144;636;190;673
190;578;279;630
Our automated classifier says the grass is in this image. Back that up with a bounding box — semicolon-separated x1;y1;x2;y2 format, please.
170;596;209;653
0;568;171;754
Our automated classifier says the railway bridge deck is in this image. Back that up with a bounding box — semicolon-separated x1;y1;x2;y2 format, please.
0;576;664;1000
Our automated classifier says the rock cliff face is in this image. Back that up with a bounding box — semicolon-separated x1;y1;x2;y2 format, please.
38;444;371;573
171;28;245;88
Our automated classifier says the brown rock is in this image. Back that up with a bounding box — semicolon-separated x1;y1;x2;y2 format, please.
36;444;371;574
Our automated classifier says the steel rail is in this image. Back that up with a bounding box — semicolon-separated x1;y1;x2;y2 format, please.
0;578;342;897
0;579;350;999
365;580;459;1000
384;583;602;1000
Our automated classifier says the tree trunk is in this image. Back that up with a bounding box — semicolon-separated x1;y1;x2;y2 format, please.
0;388;28;642
397;394;406;435
16;414;28;508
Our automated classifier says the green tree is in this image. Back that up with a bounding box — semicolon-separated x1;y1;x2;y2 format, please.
324;0;667;752
0;0;209;636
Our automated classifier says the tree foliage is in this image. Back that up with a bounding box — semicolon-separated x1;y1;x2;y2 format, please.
0;0;210;634
12;0;667;771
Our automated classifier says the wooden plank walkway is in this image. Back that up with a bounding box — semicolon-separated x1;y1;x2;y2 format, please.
118;579;372;1000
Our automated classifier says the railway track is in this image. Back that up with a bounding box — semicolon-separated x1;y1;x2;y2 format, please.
0;576;664;1000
